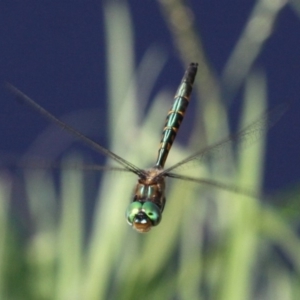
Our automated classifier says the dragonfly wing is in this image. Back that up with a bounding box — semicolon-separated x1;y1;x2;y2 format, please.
166;172;260;199
16;160;134;173
161;104;288;175
5;83;146;178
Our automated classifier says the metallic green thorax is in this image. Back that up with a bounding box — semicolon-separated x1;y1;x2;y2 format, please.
155;63;198;168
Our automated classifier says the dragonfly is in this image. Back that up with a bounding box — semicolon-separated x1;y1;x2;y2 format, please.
5;63;286;233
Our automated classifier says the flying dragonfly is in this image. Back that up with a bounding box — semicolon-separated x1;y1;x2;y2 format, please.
5;63;286;233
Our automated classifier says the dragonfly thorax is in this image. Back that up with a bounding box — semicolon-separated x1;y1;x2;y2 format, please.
139;167;165;184
125;168;166;233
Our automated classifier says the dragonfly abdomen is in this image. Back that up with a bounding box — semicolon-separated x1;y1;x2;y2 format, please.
155;63;198;168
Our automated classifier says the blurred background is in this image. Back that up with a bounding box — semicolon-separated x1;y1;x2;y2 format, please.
0;1;300;299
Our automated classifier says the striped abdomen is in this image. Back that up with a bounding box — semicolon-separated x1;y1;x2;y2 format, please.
155;63;198;168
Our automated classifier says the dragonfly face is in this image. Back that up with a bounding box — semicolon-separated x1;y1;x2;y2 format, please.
126;168;166;233
126;201;162;233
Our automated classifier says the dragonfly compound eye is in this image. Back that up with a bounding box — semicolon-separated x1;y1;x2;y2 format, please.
125;201;162;233
142;202;161;226
126;202;143;225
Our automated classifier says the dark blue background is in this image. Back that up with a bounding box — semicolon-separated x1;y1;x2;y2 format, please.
0;1;299;195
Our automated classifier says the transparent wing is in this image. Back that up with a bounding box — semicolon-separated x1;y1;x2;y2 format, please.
17;160;133;173
5;83;146;178
166;173;259;198
161;104;288;175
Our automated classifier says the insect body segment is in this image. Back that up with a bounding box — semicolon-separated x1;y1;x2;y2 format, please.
155;63;198;168
127;168;166;233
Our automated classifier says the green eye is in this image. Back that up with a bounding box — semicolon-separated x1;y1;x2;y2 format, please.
126;202;143;224
142;202;161;226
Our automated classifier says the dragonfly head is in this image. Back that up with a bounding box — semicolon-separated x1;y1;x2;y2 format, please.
126;201;162;233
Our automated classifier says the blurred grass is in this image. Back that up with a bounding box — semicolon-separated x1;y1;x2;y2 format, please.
1;1;300;300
